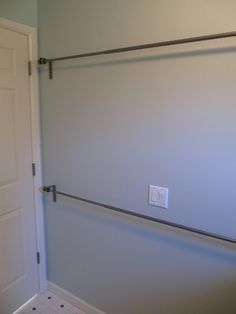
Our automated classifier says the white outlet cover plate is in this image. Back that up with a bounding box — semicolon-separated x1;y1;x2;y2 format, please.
149;185;168;208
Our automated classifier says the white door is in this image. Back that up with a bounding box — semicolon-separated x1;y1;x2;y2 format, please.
0;27;38;314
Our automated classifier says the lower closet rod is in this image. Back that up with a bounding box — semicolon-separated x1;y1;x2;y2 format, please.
43;185;236;245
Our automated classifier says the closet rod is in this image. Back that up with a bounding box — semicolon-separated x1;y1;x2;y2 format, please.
43;185;236;245
38;31;236;79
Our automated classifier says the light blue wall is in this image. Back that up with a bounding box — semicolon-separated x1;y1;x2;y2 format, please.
38;1;236;313
0;0;37;27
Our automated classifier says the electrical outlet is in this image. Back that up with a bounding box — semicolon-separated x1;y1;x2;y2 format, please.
148;185;168;208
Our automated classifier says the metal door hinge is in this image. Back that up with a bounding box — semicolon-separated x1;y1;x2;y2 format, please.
32;163;36;176
37;252;40;264
28;61;32;76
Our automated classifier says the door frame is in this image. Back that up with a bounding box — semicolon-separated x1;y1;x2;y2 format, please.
0;18;47;292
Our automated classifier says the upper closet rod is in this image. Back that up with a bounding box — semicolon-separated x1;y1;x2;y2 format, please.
38;31;236;79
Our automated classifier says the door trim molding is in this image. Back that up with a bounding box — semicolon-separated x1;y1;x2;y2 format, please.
0;18;47;292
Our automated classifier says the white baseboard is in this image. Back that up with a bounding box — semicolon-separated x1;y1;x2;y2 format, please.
48;281;106;314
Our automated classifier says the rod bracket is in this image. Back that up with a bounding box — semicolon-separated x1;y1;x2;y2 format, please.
38;57;48;65
43;185;57;202
48;61;53;80
38;58;53;79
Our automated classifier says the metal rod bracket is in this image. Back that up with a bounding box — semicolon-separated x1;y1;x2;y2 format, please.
38;58;53;79
48;61;53;80
43;185;57;202
38;58;48;65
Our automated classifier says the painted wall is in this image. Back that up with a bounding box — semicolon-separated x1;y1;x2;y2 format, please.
38;1;236;313
0;0;37;27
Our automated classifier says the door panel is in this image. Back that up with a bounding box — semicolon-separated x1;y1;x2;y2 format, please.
0;89;17;185
0;47;15;74
0;27;38;314
0;210;24;291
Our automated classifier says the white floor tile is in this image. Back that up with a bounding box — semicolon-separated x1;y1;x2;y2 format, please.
14;289;85;314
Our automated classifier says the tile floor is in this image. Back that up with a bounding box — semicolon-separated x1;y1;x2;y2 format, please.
14;290;86;314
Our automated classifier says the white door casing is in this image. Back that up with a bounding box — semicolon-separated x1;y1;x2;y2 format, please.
0;19;46;314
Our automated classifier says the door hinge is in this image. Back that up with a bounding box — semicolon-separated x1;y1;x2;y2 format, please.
32;163;36;176
37;252;40;264
28;61;32;76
